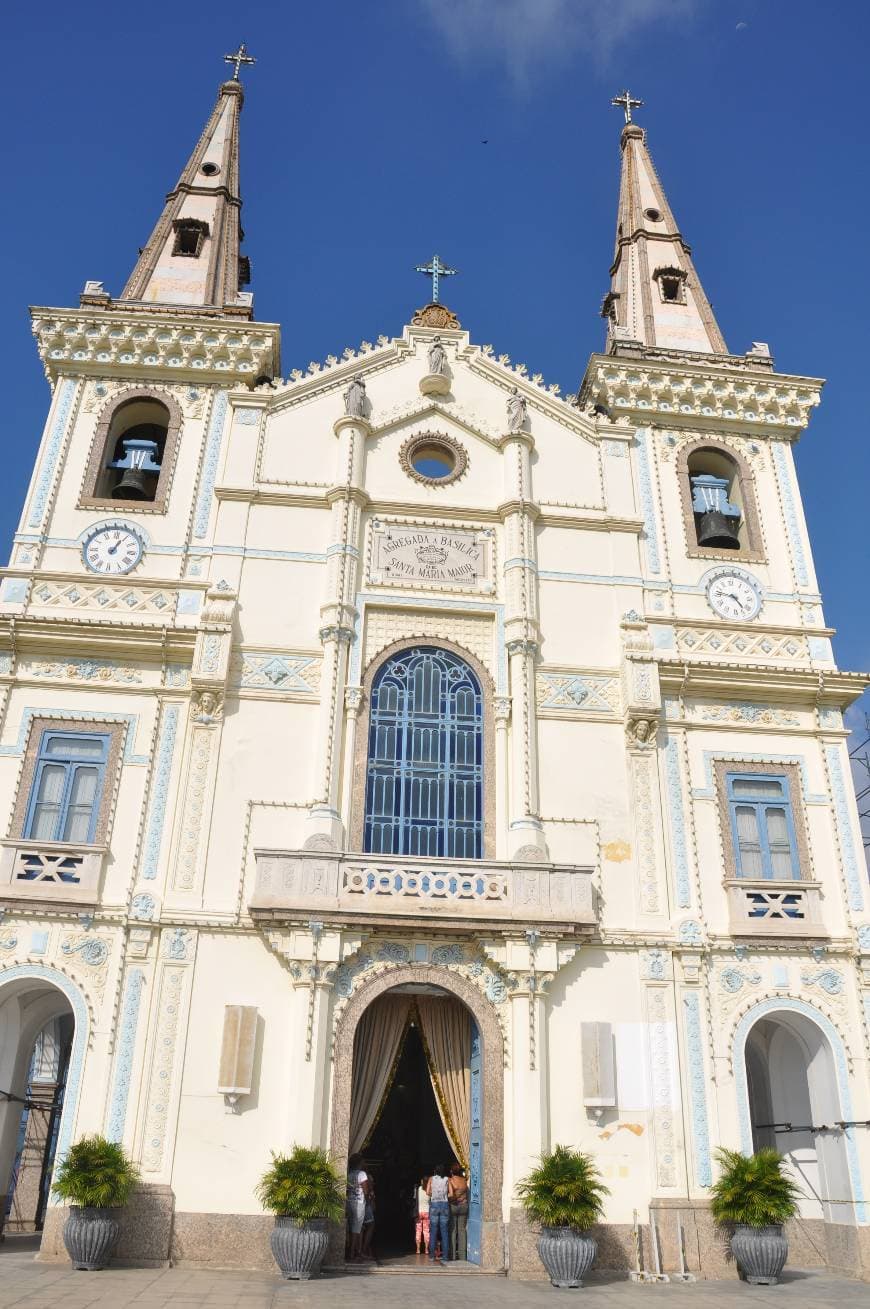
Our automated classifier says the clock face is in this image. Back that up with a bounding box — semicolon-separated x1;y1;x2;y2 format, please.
82;526;144;575
706;570;762;622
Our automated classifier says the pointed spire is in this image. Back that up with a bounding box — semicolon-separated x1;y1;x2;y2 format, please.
120;73;251;318
604;105;726;356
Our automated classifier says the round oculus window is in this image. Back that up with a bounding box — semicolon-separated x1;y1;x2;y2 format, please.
201;162;220;177
644;207;663;222
399;432;468;487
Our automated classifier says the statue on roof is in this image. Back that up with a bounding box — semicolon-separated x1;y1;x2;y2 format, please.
343;375;367;419
428;336;448;376
506;386;527;433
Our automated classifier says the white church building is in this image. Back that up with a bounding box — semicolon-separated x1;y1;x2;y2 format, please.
0;60;868;1278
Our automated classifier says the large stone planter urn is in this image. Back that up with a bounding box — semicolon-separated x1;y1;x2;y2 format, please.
538;1226;598;1288
270;1215;330;1280
62;1206;121;1271
730;1223;788;1285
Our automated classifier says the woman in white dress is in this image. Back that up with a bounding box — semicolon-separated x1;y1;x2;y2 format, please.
346;1153;371;1262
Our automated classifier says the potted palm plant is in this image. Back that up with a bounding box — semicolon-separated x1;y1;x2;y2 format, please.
710;1147;802;1285
517;1145;609;1288
51;1135;140;1270
257;1145;345;1279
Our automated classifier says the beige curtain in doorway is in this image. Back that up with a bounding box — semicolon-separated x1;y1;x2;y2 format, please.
416;997;471;1168
349;994;412;1154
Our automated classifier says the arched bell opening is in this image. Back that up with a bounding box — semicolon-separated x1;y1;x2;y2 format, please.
330;964;504;1270
96;398;169;502
0;977;79;1239
687;447;744;551
742;1008;855;1226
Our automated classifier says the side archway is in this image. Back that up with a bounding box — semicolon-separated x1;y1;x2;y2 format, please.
733;997;865;1225
330;963;505;1268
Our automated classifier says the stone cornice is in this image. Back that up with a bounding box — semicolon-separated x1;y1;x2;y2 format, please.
579;352;823;439
0;615;196;662
657;659;869;708
30;306;281;386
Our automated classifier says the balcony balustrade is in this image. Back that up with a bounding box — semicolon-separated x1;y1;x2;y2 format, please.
0;839;105;907
251;849;596;931
725;878;825;938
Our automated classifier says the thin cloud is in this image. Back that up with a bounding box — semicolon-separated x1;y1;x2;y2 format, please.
418;0;700;86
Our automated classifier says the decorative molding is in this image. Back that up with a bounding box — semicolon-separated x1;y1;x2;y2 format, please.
632;754;661;915
825;744;864;912
172;728;214;891
29;578;175;616
646;985;677;1188
683;992;712;1187
663;738;692;909
193;391;229;539
141;966;184;1172
141;705;180;881
60;935;109;968
633;429;662;575
130;892;157;921
675;627;807;661
106;968;145;1142
27;659;141;685
31;308;279;385
800;967;843;996
161;927;195;962
27;378;77;528
771;442;809;587
234;652;321;693
581;355;822;435
695;702;799;726
398;430;468;488
536;672;620;715
718;965;762;995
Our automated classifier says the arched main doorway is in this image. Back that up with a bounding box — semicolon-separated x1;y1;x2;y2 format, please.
330;965;504;1270
737;1002;857;1225
0;971;84;1239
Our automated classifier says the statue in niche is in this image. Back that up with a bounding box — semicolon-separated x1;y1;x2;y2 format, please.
343;375;367;418
506;386;527;432
427;336;448;376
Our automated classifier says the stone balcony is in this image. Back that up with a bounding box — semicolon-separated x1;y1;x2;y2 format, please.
0;839;106;908
250;849;597;933
726;878;826;938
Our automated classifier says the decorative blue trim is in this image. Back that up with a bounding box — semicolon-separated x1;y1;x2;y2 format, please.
0;709;147;765
825;745;864;912
537;571;643;586
693;752;826;805
503;557;538;572
634;429;661;575
0;579;29;604
772;443;809;587
106;968;145;1142
176;591;203;615
733;998;865;1222
0;965;88;1180
325;543;359;558
141;705;180;880
28;379;77;529
683;993;712;1187
193;391;229;539
664;738;691;908
652;626;675;650
808;636;833;662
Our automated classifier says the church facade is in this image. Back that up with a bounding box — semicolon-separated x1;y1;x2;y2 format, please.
0;66;868;1278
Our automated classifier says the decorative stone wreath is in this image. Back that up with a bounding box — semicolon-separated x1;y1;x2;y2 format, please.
398;430;468;488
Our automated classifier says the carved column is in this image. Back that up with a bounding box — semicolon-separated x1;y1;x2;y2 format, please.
138;927;198;1182
500;424;546;858
307;413;369;849
168;584;235;903
494;696;511;860
621;612;670;923
504;933;558;1186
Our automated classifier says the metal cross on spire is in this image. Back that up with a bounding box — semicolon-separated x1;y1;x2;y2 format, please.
224;42;256;81
611;89;644;123
416;253;458;304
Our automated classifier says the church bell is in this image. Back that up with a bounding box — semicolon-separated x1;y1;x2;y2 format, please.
108;437;162;500
691;473;741;550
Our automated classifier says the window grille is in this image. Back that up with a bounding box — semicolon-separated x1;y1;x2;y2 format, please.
727;773;799;881
24;732;109;845
364;646;483;859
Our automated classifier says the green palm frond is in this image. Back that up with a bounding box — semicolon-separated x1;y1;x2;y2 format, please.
516;1145;609;1230
51;1135;140;1208
709;1148;801;1227
256;1145;345;1221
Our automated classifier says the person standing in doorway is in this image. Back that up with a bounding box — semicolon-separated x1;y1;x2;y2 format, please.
448;1164;469;1261
426;1164;450;1265
415;1175;431;1255
346;1153;370;1263
361;1172;376;1261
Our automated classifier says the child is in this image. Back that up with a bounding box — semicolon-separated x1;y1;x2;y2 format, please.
415;1175;430;1254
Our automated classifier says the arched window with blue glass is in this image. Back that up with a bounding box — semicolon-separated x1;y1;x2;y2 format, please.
364;646;484;859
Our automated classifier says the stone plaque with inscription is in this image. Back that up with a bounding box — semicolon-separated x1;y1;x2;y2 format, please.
369;520;493;592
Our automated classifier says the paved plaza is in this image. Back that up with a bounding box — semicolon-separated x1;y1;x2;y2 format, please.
0;1246;861;1309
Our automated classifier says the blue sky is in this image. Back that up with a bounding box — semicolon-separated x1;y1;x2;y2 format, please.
5;1;869;727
